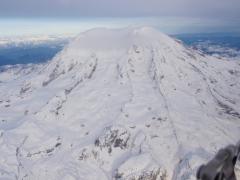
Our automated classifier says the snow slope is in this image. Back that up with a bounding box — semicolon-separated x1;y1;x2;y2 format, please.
0;27;240;180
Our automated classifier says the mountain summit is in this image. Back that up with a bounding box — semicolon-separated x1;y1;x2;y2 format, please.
0;27;240;180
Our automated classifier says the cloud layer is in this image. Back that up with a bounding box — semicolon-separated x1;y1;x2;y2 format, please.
0;0;240;19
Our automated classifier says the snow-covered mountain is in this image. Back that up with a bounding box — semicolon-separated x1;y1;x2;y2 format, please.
0;27;240;180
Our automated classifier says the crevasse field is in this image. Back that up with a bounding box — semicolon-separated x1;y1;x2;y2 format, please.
0;27;240;180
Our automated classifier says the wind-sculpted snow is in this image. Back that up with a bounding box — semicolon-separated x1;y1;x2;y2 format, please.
0;27;240;180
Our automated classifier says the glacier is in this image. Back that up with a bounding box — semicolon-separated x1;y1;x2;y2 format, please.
0;27;240;180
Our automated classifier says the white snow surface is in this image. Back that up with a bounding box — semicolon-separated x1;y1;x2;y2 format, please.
0;26;240;180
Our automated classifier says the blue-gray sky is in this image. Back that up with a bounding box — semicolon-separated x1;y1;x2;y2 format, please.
1;0;240;19
0;0;240;35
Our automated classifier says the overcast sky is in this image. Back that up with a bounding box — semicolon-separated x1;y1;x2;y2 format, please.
0;0;240;35
1;0;240;19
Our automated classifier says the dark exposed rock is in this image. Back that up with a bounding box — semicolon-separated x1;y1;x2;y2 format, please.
228;70;235;75
95;126;130;154
88;59;97;79
55;143;61;148
42;65;65;87
20;83;31;94
78;148;99;161
94;139;100;146
145;124;151;128
114;168;167;180
46;148;54;154
79;148;88;161
217;100;240;118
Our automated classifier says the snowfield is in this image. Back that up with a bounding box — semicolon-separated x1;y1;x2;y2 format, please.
0;27;240;180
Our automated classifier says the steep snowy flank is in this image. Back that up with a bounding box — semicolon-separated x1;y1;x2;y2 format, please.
0;27;240;180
